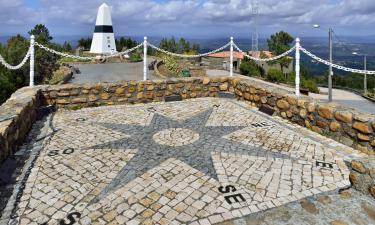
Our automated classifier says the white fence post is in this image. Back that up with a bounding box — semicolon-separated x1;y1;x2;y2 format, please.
295;38;300;97
230;37;234;77
143;36;148;81
29;35;35;87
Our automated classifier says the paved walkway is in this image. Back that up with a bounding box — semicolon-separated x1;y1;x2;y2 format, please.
206;70;375;115
1;97;369;225
70;62;156;84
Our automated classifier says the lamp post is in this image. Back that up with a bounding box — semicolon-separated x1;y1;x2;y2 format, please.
313;24;333;102
353;52;368;95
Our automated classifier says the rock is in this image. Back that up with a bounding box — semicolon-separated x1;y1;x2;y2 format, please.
369;167;375;179
244;93;252;101
357;144;371;154
202;77;210;85
71;98;87;104
318;105;334;119
260;97;267;104
330;220;348;225
312;126;322;134
276;100;290;110
147;85;154;91
219;83;228;91
305;120;311;128
316;195;332;205
286;110;293;118
57;92;70;97
351;160;367;173
286;96;297;105
317;120;327;128
101;93;110;100
307;103;315;113
300;200;319;214
371;140;375;147
281;112;287;118
115;88;125;96
56;99;69;105
372;122;375;130
299;109;307;118
358;133;370;141
352;122;371;134
370;186;375;198
349;172;359;184
330;121;341;132
339;190;352;199
70;89;80;96
88;95;98;102
128;87;135;93
335;111;353;123
297;99;306;108
253;95;260;102
362;203;375;221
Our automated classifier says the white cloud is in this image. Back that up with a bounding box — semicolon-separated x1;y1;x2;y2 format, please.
0;0;374;37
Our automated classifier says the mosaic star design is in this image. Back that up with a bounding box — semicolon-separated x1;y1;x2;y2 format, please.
88;108;276;201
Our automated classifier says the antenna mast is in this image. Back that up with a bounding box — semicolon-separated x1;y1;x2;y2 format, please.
251;0;259;52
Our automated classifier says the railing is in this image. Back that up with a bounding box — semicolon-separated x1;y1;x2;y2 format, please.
1;35;374;97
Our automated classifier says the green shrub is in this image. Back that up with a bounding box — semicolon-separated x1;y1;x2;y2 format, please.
162;55;181;75
129;53;142;62
266;69;285;83
301;79;319;93
239;60;262;77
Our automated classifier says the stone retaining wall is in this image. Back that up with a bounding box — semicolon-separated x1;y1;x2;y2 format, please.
1;75;374;163
0;87;42;162
232;77;375;154
41;77;232;108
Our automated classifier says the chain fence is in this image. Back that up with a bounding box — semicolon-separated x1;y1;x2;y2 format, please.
1;38;375;76
0;48;31;70
233;43;296;62
300;46;375;75
147;42;231;58
34;42;144;60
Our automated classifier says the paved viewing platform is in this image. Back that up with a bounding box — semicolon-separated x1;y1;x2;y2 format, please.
1;97;374;225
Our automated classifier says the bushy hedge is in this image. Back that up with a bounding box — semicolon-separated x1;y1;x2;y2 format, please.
266;68;285;83
239;60;263;77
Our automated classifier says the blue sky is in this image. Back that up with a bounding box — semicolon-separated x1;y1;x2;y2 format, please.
1;0;375;39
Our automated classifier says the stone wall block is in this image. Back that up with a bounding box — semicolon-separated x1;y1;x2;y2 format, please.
329;121;341;132
317;105;334;120
353;122;372;134
276;99;290;110
335;111;353;123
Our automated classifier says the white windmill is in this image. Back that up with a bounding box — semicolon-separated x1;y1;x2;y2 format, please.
90;3;117;54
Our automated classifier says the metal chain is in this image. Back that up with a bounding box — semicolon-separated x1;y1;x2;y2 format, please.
101;43;144;59
34;42;143;60
147;42;231;58
35;42;95;60
0;48;31;70
233;43;296;62
300;46;375;75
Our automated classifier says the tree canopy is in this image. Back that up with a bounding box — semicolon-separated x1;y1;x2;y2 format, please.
116;37;138;52
159;37;199;54
0;24;60;104
267;31;294;74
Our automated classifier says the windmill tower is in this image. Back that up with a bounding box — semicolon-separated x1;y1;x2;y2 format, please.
251;0;259;52
90;3;117;54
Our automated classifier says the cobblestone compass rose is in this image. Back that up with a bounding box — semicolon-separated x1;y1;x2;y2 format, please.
89;107;284;202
